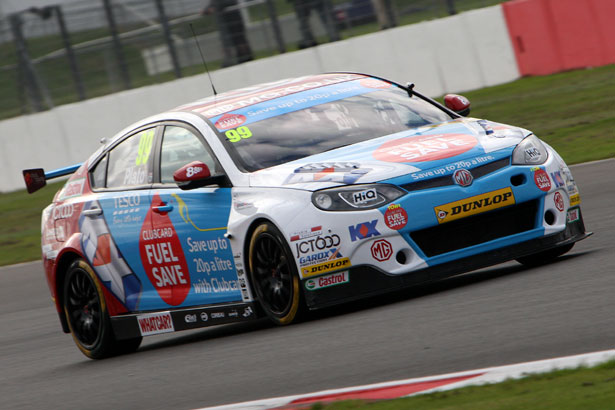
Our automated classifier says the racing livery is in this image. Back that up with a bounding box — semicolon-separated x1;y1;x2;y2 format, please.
24;73;590;359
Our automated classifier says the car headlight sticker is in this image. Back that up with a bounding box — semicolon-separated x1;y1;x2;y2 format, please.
311;184;406;211
512;134;548;165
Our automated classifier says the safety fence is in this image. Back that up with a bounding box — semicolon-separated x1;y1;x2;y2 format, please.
0;0;502;119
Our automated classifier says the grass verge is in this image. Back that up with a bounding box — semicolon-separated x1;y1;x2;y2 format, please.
314;360;615;410
0;65;614;266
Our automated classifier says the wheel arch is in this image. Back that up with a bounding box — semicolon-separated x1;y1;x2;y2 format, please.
53;251;82;333
241;217;278;305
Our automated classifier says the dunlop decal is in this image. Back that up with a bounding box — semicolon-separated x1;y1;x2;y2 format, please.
434;187;515;224
301;258;351;278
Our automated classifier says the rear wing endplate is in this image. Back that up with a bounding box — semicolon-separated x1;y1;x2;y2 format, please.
22;164;82;194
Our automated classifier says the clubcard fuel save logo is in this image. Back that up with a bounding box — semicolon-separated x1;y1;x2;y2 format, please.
139;194;191;306
373;134;478;163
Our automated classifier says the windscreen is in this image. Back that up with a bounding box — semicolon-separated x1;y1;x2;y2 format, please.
210;79;453;172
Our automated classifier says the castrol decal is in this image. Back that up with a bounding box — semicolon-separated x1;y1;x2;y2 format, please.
373;134;478;163
139;194;190;306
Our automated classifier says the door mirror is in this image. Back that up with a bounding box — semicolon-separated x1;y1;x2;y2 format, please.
444;94;471;116
173;161;212;190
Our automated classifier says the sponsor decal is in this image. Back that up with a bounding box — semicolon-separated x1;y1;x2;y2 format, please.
409;155;496;181
352;188;378;205
373;134;478;163
290;226;323;242
371;239;393;262
185;314;197;323
550;171;565;188
305;271;349;291
242;307;253;317
476;119;494;135
434;187;515;224
52;203;75;220
59;178;85;200
215;113;247;130
211;312;225;319
349;220;381;242
554;192;564;212
200;312;209;322
199;74;363;117
533;169;551;191
283;162;371;185
299;248;343;267
384;204;407;230
359;78;391;89
525;147;542;161
113;194;141;209
229;310;239;318
192;277;239;294
294;234;341;257
302;258;351;277
453;169;473;187
139;194;191;306
137;312;174;336
567;208;579;223
570;193;581;207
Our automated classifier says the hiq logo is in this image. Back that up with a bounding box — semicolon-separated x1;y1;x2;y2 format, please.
352;188;377;204
348;220;380;242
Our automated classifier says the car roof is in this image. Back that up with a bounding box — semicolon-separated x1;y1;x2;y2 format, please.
172;72;370;119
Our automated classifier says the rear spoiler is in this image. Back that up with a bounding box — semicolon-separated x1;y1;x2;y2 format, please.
22;164;82;194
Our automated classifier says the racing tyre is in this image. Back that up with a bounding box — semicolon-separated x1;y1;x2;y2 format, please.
516;243;574;267
63;259;141;359
248;222;304;325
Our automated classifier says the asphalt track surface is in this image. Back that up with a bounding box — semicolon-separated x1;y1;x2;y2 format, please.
1;159;614;410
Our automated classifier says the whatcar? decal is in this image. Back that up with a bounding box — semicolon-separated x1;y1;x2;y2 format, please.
373;133;478;163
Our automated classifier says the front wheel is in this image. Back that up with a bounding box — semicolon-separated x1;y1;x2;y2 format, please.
516;243;574;267
63;259;141;359
248;223;304;325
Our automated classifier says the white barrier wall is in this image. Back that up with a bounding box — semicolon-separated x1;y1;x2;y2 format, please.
0;5;519;193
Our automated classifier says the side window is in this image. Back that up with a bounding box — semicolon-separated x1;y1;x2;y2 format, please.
90;154;108;189
106;128;155;188
160;125;220;184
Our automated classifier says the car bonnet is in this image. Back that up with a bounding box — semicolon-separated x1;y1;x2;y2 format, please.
248;118;531;191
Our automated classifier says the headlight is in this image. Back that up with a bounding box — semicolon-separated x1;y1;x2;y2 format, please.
312;184;406;211
512;134;548;165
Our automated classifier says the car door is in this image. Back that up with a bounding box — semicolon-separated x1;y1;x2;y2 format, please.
142;123;243;309
84;127;156;312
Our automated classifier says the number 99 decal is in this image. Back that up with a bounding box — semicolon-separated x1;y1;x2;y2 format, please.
225;126;252;143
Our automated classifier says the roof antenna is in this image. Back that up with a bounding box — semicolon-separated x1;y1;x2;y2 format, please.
190;23;217;96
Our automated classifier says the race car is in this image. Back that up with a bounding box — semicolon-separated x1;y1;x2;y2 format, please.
23;73;590;359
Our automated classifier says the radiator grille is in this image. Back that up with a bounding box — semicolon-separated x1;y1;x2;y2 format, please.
410;200;538;257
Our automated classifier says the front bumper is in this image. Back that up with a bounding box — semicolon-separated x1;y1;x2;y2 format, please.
303;212;590;309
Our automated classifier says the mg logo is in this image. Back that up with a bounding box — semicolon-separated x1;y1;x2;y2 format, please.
453;169;473;187
370;239;393;262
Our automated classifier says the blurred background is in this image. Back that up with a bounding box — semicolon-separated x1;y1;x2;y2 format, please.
0;0;502;120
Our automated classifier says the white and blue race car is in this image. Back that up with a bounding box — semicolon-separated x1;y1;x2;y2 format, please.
24;73;590;358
